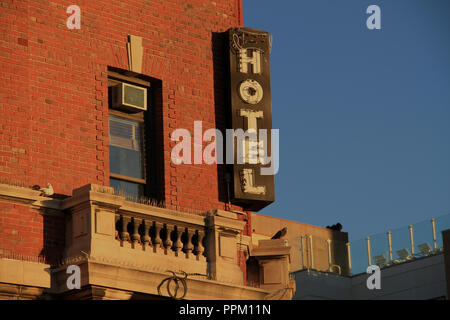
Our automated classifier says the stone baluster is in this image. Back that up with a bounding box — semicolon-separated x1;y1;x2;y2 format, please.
141;219;151;250
115;214;120;240
152;221;163;253
194;230;205;261
183;227;194;259
120;215;130;243
131;217;141;248
162;224;174;256
172;226;183;257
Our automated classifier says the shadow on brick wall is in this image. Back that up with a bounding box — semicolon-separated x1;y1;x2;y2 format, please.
212;31;231;206
38;204;66;266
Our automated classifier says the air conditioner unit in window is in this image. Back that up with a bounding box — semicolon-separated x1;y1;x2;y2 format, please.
112;82;147;112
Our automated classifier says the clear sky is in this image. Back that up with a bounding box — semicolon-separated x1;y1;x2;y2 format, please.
243;0;450;241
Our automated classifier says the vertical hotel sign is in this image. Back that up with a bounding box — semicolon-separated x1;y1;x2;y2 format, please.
227;28;275;211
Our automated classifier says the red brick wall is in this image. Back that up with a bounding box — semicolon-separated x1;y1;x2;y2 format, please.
0;201;65;264
0;1;253;281
0;0;244;214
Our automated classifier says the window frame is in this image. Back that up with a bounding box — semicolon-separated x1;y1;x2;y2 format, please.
107;72;150;197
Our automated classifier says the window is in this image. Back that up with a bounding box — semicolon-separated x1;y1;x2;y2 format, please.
109;113;145;195
108;71;151;198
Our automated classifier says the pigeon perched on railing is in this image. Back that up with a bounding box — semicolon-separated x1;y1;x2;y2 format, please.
31;183;54;197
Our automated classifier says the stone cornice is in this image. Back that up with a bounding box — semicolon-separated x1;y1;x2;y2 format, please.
0;183;62;211
119;202;207;228
206;210;246;233
51;256;269;300
0;258;51;289
0;183;207;227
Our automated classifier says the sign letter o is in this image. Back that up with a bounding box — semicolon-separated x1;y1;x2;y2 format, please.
239;79;264;105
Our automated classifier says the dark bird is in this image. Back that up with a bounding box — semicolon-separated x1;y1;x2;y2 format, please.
326;223;343;232
271;227;287;239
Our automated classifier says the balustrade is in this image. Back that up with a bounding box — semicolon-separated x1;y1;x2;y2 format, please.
115;213;207;261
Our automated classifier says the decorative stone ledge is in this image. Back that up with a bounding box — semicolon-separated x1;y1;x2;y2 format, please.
58;184;256;297
250;239;295;300
50;259;269;300
0;258;51;289
0;183;295;299
0;183;62;210
0;283;45;300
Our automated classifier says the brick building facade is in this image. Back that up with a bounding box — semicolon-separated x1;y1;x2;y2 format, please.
1;0;247;263
0;0;347;300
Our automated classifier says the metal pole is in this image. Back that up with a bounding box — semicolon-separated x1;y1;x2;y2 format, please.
387;231;393;262
300;236;305;269
409;225;415;255
431;218;437;250
346;242;352;275
327;239;332;271
309;235;314;270
366;237;372;266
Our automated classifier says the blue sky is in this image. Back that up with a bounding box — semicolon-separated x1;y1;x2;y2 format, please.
243;0;450;241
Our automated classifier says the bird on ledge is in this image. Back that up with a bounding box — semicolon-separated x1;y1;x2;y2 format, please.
31;183;54;197
271;227;287;239
326;223;343;232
